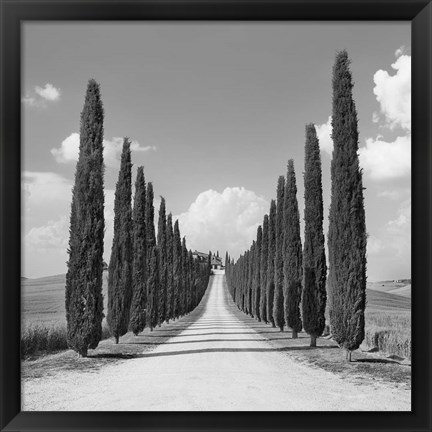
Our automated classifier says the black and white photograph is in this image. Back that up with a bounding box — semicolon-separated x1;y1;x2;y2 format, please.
19;20;413;411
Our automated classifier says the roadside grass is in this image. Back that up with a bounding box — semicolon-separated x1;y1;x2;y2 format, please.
364;311;411;360
21;322;112;359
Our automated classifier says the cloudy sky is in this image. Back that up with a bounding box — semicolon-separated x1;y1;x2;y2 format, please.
22;22;410;281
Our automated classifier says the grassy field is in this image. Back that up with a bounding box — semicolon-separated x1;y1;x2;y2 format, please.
22;272;109;328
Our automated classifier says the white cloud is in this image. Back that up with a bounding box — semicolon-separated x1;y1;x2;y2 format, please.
361;51;411;183
316;116;333;155
175;187;269;259
22;171;73;206
51;133;156;168
104;137;156;169
395;45;408;58
35;83;61;101
22;83;60;108
51;133;80;164
359;135;410;181
373;55;411;131
26;216;69;252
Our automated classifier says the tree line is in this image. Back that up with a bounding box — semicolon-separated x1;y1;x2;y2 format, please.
225;50;367;361
65;79;211;357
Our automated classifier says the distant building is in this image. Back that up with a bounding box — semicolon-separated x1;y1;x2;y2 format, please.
192;250;208;263
211;254;223;270
192;250;224;270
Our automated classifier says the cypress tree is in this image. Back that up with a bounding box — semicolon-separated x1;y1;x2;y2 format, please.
273;176;286;332
328;50;367;361
253;226;262;321
283;160;303;338
302;124;327;347
129;166;147;335
266;200;277;327
157;197;167;326
173;220;182;319
259;214;269;323
248;245;254;316
107;138;133;343
65;79;105;357
166;213;174;322
147;246;160;331
188;250;194;312
181;237;188;316
145;182;157;330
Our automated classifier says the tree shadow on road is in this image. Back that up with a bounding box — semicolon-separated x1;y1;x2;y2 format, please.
137;331;271;338
90;345;339;359
354;358;408;366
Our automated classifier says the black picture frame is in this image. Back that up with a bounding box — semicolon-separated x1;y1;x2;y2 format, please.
1;1;431;431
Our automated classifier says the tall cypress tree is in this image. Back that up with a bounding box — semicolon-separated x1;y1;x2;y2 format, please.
147;246;160;331
283;160;303;338
166;213;174;322
145;182;157;330
157;197;167;326
266;200;277;327
66;79;105;357
129;166;147;336
259;214;269;323
173;220;182;319
273;176;286;331
253;226;262;321
248;245;254;316
328;50;367;361
302;124;327;347
181;237;188;316
188;250;194;312
107;138;133;343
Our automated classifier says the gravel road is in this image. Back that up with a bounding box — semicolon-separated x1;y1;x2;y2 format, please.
22;272;410;411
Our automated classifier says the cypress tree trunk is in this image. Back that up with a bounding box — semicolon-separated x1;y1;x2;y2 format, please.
283;160;303;338
129;167;147;336
259;215;269;323
310;335;317;347
145;183;157;330
302;124;327;348
157;198;168;326
107;138;133;343
273;176;285;332
266;200;277;328
328;50;367;357
66;79;105;357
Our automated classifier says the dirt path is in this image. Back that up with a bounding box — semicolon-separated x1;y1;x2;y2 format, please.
23;272;410;411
